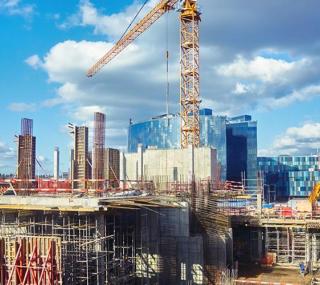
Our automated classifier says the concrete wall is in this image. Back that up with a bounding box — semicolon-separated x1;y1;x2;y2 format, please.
122;146;219;188
136;203;233;285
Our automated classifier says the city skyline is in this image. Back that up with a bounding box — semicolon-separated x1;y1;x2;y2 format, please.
1;0;320;174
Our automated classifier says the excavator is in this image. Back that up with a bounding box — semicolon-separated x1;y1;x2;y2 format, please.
87;0;201;149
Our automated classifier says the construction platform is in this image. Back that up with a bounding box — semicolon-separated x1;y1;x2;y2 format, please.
0;191;232;284
0;194;179;212
236;265;314;285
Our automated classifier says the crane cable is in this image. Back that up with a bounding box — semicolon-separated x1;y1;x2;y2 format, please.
119;0;150;42
166;11;170;116
119;0;171;117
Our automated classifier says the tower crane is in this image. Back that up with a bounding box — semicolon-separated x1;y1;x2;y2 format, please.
87;0;201;148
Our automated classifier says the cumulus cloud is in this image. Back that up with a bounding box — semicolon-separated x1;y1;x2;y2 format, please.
58;0;158;39
32;35;177;145
259;122;320;156
25;0;320;147
217;56;308;83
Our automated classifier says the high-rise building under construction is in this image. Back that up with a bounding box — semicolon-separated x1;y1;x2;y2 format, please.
92;112;106;189
17;118;36;187
71;126;89;189
104;148;120;188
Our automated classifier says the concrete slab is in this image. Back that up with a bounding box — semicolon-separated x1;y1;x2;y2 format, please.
237;264;313;285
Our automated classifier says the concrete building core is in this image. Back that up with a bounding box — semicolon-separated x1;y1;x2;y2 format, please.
71;126;89;189
122;146;219;190
92;112;105;189
17;118;36;188
53;146;59;180
104;148;120;188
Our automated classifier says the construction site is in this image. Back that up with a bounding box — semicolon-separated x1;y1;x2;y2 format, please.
1;0;320;284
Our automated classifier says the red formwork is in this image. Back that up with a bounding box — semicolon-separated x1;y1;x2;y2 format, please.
4;238;60;285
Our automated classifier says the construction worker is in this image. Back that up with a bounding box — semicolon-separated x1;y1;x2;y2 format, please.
299;262;305;276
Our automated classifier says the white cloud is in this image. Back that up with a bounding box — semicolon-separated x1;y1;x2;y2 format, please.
0;140;16;174
72;105;107;122
0;141;15;158
59;0;157;39
260;122;320;156
261;84;320;109
25;54;42;69
217;55;308;83
8;102;36;112
24;0;320;147
233;82;250;95
0;0;34;18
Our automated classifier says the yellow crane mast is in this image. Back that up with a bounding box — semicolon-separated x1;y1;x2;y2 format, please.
87;0;201;148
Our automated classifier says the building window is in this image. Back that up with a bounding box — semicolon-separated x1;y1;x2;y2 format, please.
181;262;186;281
192;264;203;284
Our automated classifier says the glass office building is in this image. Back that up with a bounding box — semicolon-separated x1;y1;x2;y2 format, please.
258;155;320;199
128;109;227;179
226;116;258;187
128;109;258;183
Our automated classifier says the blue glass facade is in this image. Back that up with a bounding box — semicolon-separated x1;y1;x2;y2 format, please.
258;155;320;199
128;111;228;179
128;114;180;151
128;109;258;183
226;116;258;186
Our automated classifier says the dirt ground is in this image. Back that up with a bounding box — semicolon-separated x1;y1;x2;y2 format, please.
237;264;314;284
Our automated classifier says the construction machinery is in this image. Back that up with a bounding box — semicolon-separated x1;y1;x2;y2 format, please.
87;0;201;148
308;182;320;204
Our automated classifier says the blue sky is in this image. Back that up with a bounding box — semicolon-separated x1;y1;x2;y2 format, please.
1;0;320;174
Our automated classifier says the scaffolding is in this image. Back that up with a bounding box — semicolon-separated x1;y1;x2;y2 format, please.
265;227;308;265
0;186;236;285
0;209;141;284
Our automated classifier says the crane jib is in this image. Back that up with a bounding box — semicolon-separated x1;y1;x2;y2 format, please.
86;0;179;77
86;0;201;149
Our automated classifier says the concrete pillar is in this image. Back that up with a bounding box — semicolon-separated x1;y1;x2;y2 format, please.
257;193;262;216
226;228;233;267
138;144;144;182
257;230;263;260
306;232;310;264
53;146;59;180
312;234;317;267
188;145;195;183
119;152;126;189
